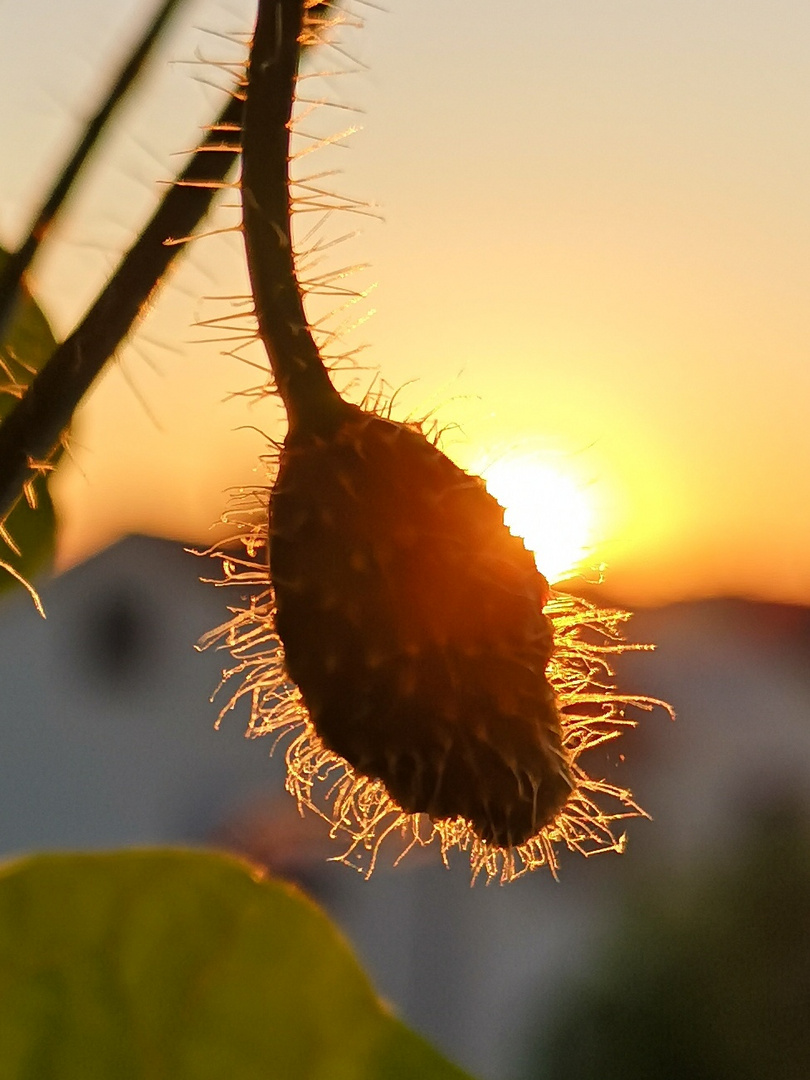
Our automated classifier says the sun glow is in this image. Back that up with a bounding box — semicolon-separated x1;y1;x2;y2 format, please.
475;454;597;585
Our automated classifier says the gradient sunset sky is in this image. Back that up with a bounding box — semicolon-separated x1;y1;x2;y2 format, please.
1;0;809;606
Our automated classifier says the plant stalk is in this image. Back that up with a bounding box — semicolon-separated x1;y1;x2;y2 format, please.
242;0;344;437
0;93;243;525
0;0;187;342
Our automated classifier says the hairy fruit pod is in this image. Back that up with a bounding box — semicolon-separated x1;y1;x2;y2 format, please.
270;401;574;849
202;0;670;881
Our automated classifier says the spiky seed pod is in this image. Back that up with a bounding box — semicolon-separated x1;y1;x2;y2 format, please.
271;399;574;849
207;0;672;880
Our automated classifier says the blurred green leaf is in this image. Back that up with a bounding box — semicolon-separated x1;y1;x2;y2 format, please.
0;849;474;1080
0;246;58;596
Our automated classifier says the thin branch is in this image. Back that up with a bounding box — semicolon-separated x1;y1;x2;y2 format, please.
242;0;344;436
0;0;186;341
0;93;243;525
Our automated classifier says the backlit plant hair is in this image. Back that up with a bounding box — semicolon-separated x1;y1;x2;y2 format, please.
205;0;669;882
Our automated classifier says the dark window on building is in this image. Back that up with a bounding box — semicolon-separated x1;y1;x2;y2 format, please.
81;588;155;686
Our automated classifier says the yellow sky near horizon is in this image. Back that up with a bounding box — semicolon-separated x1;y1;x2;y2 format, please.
1;0;809;607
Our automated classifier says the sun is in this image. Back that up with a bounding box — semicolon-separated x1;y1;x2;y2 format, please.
473;452;596;585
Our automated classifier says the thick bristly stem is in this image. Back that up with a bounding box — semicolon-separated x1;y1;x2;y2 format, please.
242;0;344;436
0;0;186;342
0;94;242;525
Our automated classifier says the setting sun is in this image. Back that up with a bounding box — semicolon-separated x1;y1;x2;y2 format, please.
473;454;596;586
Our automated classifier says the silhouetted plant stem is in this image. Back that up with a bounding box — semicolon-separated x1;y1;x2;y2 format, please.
0;93;243;526
242;0;344;437
0;0;187;342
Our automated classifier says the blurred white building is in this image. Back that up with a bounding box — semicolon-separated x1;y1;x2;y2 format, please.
1;536;808;1080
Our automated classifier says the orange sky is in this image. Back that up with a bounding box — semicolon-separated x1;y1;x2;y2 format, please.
2;0;809;607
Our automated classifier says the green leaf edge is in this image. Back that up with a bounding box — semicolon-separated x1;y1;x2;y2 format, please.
0;848;475;1080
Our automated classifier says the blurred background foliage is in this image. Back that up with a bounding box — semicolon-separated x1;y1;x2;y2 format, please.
528;796;810;1080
